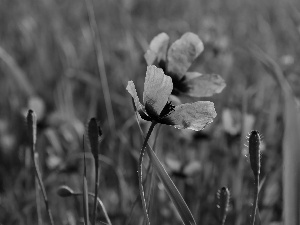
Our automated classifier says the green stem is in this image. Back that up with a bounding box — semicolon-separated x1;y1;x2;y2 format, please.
32;153;55;225
35;178;42;225
250;175;259;225
145;124;162;224
93;157;100;225
139;122;157;225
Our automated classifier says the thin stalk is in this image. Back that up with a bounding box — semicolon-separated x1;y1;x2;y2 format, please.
33;154;55;225
84;0;115;133
124;194;139;225
35;178;42;225
92;157;100;225
250;175;259;225
139;122;157;225
73;193;112;225
27;110;54;225
145;124;162;224
82;136;89;225
125;165;153;225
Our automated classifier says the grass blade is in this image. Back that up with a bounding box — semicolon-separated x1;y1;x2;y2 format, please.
57;185;112;225
145;139;197;225
0;46;34;97
131;99;196;225
84;0;115;133
253;48;300;225
83;177;89;225
88;118;102;225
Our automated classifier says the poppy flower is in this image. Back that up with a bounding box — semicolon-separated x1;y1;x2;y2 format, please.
144;32;226;98
126;65;217;131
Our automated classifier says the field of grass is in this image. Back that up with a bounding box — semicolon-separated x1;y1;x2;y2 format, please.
1;0;300;224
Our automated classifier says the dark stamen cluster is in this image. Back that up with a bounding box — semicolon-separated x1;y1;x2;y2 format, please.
160;101;175;117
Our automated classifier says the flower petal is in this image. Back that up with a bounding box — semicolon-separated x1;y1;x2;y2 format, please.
143;65;173;116
167;32;204;79
161;101;217;131
127;81;152;121
183;72;226;97
126;81;145;112
144;33;170;65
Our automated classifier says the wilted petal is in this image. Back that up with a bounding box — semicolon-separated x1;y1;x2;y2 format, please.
162;101;216;131
184;72;226;97
167;32;204;79
144;33;170;65
143;66;173;116
126;81;145;112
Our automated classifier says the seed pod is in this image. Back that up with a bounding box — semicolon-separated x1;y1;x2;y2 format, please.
217;187;230;225
248;130;261;177
57;185;74;197
88;118;102;160
26;109;37;150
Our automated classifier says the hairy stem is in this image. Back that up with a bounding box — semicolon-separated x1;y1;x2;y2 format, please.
139;122;157;225
250;175;259;225
145;124;162;224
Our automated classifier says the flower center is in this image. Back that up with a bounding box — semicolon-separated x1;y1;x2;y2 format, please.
159;101;175;117
158;60;190;95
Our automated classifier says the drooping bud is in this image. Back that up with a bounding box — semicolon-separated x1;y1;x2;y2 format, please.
57;185;74;197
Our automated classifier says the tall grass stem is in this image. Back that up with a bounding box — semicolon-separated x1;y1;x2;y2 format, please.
84;0;115;133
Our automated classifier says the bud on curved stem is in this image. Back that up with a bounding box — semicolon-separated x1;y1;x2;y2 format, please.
26;110;54;225
57;185;111;225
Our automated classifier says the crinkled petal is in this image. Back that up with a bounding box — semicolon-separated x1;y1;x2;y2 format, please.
161;101;217;131
167;32;204;79
143;65;173;117
144;33;170;66
184;72;226;97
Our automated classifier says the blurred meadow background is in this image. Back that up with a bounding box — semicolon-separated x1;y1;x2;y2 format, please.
1;0;300;224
